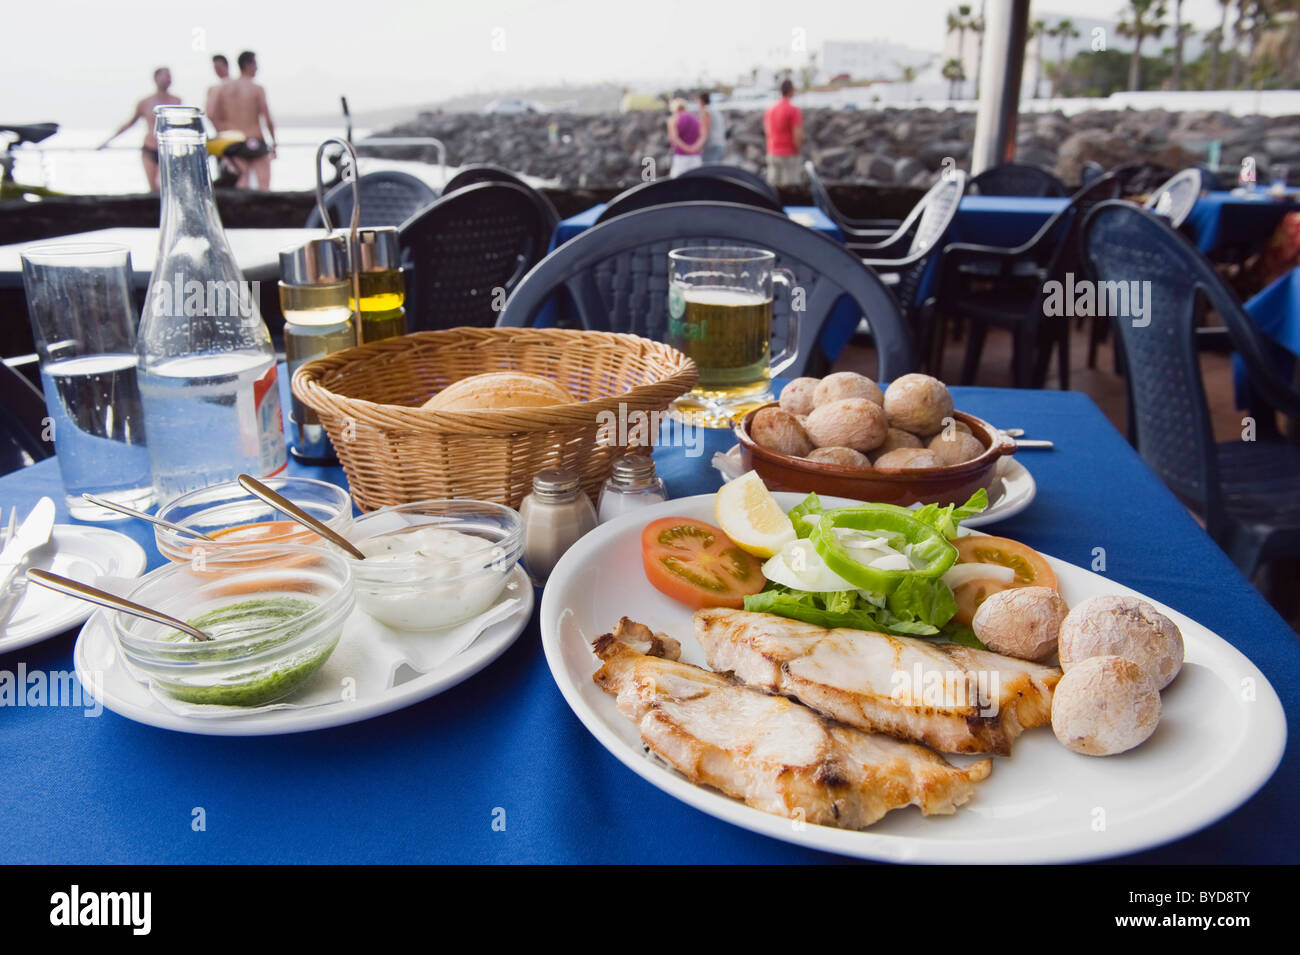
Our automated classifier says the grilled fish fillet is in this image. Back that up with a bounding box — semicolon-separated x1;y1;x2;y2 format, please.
592;617;991;831
695;608;1061;756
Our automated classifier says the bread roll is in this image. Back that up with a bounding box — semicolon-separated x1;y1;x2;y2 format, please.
423;372;574;411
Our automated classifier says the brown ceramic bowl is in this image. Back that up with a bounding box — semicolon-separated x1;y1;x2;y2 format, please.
735;403;1016;506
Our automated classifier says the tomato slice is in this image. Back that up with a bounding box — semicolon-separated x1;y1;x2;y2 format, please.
641;517;766;610
951;535;1058;626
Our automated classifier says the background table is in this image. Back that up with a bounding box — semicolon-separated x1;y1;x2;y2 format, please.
1;383;1294;863
1234;264;1300;408
0;227;318;290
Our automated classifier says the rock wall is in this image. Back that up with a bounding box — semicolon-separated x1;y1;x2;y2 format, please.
380;107;1300;189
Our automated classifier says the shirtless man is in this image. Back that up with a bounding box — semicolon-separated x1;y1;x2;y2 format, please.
215;50;277;190
99;67;182;191
205;54;230;131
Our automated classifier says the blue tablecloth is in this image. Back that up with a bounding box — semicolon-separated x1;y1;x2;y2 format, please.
1186;189;1300;256
1233;265;1300;408
1;383;1295;863
550;204;859;363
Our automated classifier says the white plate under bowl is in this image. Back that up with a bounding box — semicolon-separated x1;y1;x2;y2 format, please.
74;564;533;736
711;447;1036;527
539;493;1286;864
0;525;147;655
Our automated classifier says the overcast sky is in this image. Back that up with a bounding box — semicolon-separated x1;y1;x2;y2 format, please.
6;0;1231;127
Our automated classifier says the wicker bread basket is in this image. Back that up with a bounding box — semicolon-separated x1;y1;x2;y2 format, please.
292;327;698;511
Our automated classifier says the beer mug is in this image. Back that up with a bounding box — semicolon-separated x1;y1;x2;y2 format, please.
666;246;798;426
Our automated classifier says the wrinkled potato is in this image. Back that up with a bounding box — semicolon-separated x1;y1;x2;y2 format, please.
806;446;872;468
1051;655;1161;756
749;407;813;457
872;447;940;469
804;398;888;452
778;377;820;416
1058;594;1184;690
972;587;1069;661
871;427;924;461
813;372;884;408
883;373;954;435
927;431;986;466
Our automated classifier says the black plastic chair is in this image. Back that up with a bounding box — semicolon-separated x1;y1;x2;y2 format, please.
969;162;1068;198
1079;161;1107;187
594;175;782;224
441;164;560;234
853;171;968;364
1144;167;1207;230
936;173;1124;389
1082;201;1300;581
399;182;553;331
804;160;901;239
0;358;52;474
678;164;780;204
304;170;438;228
496;201;914;380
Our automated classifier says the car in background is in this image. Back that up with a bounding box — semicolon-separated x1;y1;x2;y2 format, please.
484;98;538;115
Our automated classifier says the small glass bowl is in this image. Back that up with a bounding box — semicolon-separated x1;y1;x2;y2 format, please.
154;477;354;563
346;500;523;631
113;545;355;707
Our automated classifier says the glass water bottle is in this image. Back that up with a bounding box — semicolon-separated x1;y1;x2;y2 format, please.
137;105;286;503
280;236;352;463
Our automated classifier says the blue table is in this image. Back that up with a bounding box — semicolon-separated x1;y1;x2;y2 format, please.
1;384;1295;863
550;204;859;363
1233;265;1300;408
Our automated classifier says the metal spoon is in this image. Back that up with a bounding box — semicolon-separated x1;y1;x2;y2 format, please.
81;493;215;541
25;569;211;641
235;474;367;560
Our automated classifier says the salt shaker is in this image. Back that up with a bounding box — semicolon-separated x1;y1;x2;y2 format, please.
597;454;667;522
520;468;598;586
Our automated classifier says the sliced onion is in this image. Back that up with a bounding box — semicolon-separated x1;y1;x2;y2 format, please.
943;562;1016;589
762;539;858;592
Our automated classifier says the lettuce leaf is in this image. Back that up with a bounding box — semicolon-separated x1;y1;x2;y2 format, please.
910;488;989;540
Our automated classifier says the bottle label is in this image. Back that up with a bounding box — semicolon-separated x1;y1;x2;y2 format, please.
252;365;287;476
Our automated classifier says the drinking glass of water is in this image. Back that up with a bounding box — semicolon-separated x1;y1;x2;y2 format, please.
20;244;153;520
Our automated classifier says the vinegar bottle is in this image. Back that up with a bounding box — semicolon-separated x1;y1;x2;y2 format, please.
137;105;286;503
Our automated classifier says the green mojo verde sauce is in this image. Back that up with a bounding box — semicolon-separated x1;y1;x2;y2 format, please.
159;596;338;707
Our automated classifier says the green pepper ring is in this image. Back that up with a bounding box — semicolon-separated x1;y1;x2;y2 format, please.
809;505;958;594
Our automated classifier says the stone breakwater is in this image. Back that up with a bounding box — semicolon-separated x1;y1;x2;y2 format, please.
378;107;1300;189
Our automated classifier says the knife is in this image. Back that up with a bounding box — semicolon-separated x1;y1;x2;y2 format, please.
0;497;56;597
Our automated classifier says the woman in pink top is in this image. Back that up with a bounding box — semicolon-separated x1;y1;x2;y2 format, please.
667;98;703;178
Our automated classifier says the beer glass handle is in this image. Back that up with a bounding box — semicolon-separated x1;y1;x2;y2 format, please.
769;268;799;379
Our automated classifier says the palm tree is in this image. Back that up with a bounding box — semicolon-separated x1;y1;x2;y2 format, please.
1047;19;1080;98
947;4;975;97
1214;0;1234;88
972;4;987;99
895;62;920;102
941;58;967;101
1206;26;1224;88
1171;0;1185;89
1028;19;1048;98
1116;0;1168;91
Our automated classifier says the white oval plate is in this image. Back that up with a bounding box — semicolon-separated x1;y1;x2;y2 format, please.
0;525;147;655
711;447;1036;527
540;493;1286;864
74;564;533;736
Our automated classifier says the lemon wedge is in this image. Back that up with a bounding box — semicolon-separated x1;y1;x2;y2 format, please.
714;471;796;558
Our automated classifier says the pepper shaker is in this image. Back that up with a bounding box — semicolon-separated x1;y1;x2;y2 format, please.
519;468;598;586
597;454;667;522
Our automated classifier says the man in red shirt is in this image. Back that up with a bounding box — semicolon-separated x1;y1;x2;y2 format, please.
764;79;804;188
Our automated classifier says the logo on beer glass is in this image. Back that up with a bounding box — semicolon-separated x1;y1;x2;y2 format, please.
666;246;799;428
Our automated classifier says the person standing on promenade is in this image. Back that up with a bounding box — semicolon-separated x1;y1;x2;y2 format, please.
763;79;803;188
205;54;230;131
98;67;181;191
667;98;703;178
698;91;727;164
215;50;278;190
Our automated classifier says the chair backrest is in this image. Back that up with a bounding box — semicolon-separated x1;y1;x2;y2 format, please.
805;160;857;232
441;163;560;234
304;170;438;229
497;201;914;380
1144;167;1204;229
595;175;782;224
679;164;780;204
0;359;52;474
1080;202;1281;531
970;162;1068;198
1079;161;1107;186
1045;173;1126;280
398;181;553;331
861;171;968;316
